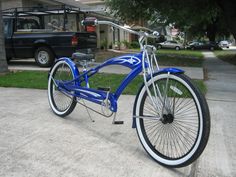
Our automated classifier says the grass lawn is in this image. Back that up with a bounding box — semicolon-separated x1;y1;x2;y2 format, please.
95;51;124;62
95;49;204;67
0;71;207;95
157;49;203;58
214;50;236;65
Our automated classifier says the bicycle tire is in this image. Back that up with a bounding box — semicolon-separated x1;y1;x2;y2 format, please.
48;60;77;117
133;73;210;167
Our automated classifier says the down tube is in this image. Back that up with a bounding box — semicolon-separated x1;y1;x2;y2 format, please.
114;65;142;99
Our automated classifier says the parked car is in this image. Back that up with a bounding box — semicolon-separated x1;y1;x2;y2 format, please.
218;40;229;48
156;40;184;50
186;41;220;51
2;7;97;67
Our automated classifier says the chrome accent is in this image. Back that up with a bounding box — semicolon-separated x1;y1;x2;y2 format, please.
133;115;161;120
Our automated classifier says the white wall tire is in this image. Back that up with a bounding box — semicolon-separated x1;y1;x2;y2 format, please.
48;60;77;117
134;73;210;167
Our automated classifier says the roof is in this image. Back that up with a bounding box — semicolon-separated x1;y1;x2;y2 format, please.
52;0;89;8
75;0;104;5
1;6;83;17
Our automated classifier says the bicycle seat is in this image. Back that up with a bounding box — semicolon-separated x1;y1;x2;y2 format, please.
72;52;94;61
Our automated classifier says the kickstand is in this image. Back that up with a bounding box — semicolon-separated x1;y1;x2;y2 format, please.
112;113;124;125
82;99;95;122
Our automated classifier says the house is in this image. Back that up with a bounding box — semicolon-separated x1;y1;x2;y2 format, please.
77;0;131;49
4;0;166;50
1;0;132;50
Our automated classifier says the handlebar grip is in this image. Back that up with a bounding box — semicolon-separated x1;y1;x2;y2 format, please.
81;17;97;26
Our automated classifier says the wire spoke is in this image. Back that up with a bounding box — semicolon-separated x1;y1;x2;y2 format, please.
51;63;74;111
139;75;201;160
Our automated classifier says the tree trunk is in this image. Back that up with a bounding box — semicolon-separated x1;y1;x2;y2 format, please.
217;0;236;41
206;23;217;42
0;3;8;73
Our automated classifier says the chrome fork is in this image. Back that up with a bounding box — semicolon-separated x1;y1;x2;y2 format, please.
142;45;171;116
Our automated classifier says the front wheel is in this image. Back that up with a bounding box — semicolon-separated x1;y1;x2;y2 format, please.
133;73;210;167
48;60;77;117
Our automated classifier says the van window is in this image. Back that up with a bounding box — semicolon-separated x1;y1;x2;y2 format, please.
17;19;40;30
3;19;10;36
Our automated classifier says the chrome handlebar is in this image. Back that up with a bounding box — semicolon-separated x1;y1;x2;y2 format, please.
81;18;159;38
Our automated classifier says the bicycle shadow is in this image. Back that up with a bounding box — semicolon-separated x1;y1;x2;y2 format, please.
64;111;194;177
137;150;194;176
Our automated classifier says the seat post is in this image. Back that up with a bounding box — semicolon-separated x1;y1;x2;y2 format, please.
81;60;88;70
82;60;90;88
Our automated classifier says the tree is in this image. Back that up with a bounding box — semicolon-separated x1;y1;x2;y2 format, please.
106;0;235;42
0;2;8;73
217;0;236;41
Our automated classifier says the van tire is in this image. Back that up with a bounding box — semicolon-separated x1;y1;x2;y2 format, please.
35;47;55;67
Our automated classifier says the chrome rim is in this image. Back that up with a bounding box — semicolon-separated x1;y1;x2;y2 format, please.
51;63;74;112
138;75;201;160
38;51;49;64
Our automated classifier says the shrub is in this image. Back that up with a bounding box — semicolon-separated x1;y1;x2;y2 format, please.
122;40;130;48
114;41;121;49
100;39;108;50
130;41;140;49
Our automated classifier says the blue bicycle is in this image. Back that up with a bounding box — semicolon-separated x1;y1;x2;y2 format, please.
48;19;210;167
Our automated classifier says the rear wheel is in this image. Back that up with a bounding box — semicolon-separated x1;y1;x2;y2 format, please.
134;73;210;167
48;60;77;117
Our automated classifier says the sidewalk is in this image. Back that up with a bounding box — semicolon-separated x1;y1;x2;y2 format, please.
194;52;236;177
8;59;204;80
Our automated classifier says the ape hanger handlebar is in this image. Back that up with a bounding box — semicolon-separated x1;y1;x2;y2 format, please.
81;17;159;39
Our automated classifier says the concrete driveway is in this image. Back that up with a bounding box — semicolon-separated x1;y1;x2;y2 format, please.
0;88;194;177
1;52;236;176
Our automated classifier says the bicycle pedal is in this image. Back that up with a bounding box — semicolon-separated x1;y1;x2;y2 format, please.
113;121;124;125
97;87;111;92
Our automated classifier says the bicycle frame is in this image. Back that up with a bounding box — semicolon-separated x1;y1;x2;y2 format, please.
55;51;144;113
51;19;184;123
54;52;184;115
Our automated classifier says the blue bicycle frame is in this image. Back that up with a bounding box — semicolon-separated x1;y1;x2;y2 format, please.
56;52;143;113
54;51;184;115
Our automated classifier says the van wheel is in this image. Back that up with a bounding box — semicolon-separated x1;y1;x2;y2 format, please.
175;46;180;50
35;47;55;67
210;46;214;51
